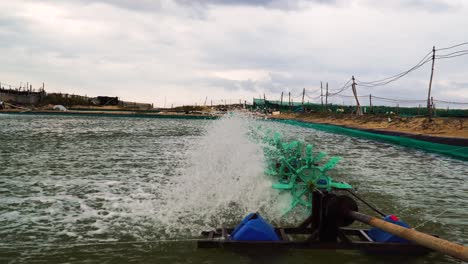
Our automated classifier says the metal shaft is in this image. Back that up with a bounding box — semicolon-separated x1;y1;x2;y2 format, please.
349;211;468;262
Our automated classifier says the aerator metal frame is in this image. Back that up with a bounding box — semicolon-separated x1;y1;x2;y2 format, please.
198;191;432;256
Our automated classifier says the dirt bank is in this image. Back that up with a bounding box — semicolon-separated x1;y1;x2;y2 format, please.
273;112;467;139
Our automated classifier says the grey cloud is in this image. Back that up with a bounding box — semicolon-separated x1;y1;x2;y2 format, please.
202;77;258;92
53;0;337;12
364;0;461;13
177;0;337;9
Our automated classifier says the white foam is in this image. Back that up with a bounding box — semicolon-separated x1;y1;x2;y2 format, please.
157;113;287;237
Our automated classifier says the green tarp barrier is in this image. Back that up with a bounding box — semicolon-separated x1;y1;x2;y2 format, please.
254;98;468;117
272;119;468;161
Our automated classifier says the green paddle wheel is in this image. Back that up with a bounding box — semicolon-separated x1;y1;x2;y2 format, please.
263;131;352;215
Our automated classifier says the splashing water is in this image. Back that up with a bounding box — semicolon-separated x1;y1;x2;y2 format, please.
158;113;289;237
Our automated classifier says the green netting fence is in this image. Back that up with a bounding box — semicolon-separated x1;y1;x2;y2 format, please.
272;119;468;161
253;99;468;117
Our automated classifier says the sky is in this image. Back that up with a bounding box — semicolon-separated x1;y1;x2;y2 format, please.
0;0;467;107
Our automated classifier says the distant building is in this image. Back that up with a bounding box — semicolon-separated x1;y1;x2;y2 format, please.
96;96;119;106
0;87;45;105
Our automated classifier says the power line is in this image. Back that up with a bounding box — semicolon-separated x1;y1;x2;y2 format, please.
328;78;352;93
436;50;468;60
356;51;433;88
436;41;468;51
372;96;427;103
305;94;321;100
434;99;468;105
334;94;368;98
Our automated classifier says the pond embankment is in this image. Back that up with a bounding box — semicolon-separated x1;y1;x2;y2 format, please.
270;112;468;160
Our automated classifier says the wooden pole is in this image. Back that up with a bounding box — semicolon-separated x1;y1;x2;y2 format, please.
350;211;468;262
369;94;373;113
427;46;436;121
280;92;283;106
321;82;323;108
351;76;362;115
288;92;291;107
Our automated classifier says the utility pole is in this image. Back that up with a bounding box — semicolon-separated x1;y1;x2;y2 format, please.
369;94;373;113
280;92;283;106
351;76;362;115
288;92;291;107
320;81;323;108
427;46;436;121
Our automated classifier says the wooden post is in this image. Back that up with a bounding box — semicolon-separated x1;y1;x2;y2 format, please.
280;92;283;106
351;76;362;115
321;82;323;108
369;94;373;113
302;88;305;107
427;46;436;121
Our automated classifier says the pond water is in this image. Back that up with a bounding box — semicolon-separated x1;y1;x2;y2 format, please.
0;113;466;263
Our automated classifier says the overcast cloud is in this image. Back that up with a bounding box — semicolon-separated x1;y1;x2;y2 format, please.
0;0;467;107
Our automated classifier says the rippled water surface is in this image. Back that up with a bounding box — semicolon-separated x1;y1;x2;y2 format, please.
0;113;466;264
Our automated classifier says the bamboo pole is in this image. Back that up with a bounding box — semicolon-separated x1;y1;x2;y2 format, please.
349;211;468;262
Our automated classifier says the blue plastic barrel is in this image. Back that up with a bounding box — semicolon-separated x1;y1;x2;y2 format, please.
230;213;280;241
368;214;410;243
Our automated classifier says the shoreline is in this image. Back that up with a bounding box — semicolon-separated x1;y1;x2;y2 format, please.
0;109;219;120
271;113;467;140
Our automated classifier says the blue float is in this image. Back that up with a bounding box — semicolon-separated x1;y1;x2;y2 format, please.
230;213;280;241
368;215;411;243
